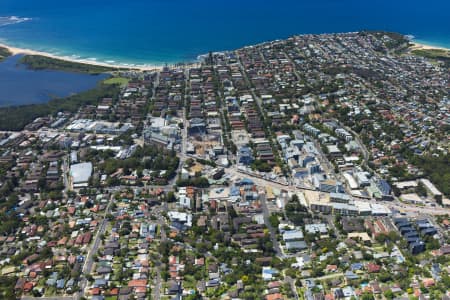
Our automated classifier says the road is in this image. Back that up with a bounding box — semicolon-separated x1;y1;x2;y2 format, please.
226;165;450;218
109;184;173;193
285;276;300;300
75;193;115;299
21;297;74;300
62;156;70;197
225;166;314;194
237;53;284;171
388;203;450;216
259;188;283;258
338;121;372;170
313;140;336;179
151;214;168;300
325;214;342;240
152;265;162;300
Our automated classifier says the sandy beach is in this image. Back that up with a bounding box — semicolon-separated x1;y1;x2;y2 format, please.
0;42;165;71
410;42;450;52
0;40;448;73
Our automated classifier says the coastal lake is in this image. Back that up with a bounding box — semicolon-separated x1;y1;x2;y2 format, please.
0;55;108;107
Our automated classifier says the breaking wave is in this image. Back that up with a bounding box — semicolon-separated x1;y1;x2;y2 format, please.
0;16;32;27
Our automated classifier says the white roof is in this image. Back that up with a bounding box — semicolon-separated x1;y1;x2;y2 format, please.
370;203;391;215
285;241;307;250
168;211;192;227
395;180;418;189
151;117;166;128
420;179;442;196
283;230;304;241
305;223;328;234
70;162;92;184
401;193;423;203
343;172;358;189
327;145;341;153
353;200;371;211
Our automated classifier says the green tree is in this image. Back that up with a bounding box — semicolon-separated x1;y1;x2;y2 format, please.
384;289;394;299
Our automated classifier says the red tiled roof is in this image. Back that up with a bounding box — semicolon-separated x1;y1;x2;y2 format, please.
23;282;34;292
423;278;435;288
109;287;119;295
367;263;381;273
266;293;283;300
128;279;147;288
135;286;147;293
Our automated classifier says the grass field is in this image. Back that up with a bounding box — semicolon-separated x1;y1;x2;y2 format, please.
103;77;130;86
411;48;450;59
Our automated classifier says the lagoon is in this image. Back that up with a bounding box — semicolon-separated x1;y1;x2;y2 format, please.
0;55;108;107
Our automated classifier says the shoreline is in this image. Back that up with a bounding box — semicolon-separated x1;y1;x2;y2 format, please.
0;42;166;71
410;41;450;52
1;37;449;73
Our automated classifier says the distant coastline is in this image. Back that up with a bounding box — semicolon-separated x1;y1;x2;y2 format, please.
1;37;449;73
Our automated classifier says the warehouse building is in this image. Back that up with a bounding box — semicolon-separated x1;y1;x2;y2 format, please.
70;162;93;189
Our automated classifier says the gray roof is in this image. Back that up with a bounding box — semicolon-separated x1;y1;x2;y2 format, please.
282;230;304;241
285;241;307;250
70;162;93;184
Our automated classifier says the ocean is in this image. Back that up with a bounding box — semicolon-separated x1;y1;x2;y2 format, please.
0;0;449;67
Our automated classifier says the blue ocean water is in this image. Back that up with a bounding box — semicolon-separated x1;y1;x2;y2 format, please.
0;55;108;107
0;0;449;66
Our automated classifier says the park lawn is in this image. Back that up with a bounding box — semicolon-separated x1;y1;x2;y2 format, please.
412;48;450;59
103;77;130;86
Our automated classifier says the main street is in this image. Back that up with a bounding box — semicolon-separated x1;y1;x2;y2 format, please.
259;189;283;258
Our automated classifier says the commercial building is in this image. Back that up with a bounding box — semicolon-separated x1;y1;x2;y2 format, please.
420;178;443;202
70;162;93;189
